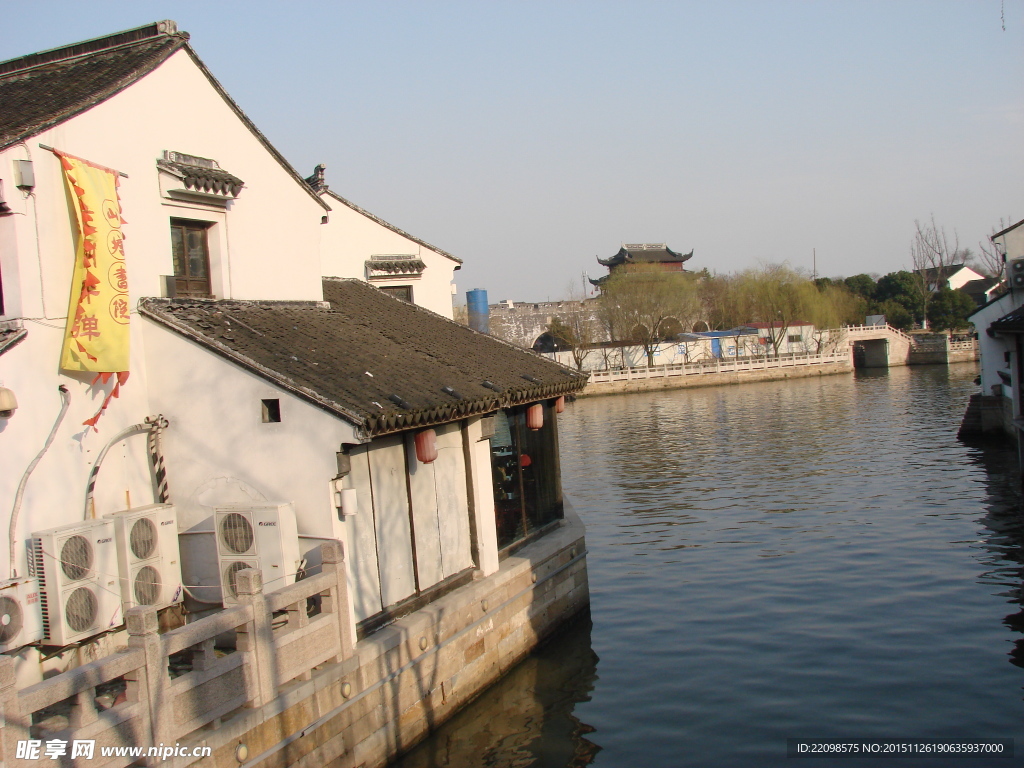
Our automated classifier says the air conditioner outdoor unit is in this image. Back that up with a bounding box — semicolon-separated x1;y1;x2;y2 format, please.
29;519;122;645
0;577;44;652
106;504;183;612
1009;258;1024;290
214;503;300;604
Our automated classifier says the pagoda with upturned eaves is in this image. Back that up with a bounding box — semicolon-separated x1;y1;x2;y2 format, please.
588;243;694;289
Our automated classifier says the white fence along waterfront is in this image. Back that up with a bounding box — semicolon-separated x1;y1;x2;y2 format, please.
587;351;850;384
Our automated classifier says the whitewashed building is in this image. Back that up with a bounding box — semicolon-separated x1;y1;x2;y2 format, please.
0;21;588;746
308;166;462;318
967;219;1024;433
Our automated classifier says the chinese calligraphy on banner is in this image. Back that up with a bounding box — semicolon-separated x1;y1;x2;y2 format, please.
54;150;130;428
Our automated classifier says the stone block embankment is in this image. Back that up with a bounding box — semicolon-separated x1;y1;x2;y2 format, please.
580;359;852;397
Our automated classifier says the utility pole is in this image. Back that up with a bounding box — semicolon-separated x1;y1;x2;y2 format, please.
812;248;817;281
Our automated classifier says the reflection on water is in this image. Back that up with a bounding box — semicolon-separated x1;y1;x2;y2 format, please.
394;365;1024;767
393;617;600;767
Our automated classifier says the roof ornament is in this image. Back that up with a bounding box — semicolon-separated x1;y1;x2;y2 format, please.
306;164;328;193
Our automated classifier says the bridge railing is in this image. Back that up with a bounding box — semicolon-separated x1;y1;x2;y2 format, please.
949;339;978;352
841;324;915;343
587;351;850;384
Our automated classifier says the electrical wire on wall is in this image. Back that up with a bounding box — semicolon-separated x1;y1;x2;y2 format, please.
83;414;170;519
8;385;70;578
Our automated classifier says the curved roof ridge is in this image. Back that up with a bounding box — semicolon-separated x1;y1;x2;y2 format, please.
322;188;462;264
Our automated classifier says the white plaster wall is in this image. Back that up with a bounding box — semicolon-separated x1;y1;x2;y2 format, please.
973;292;1018;395
996;224;1024;262
0;325;157;579
0;49;326;314
319;196;457;318
141;320;360;594
0;48;333;577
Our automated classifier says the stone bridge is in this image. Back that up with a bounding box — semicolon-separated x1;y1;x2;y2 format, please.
842;324;915;367
842;325;978;367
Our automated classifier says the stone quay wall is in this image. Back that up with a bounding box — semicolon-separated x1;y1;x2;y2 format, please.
0;511;589;768
580;354;853;397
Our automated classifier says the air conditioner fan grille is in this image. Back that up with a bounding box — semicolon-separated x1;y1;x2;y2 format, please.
134;566;162;606
220;513;254;555
65;587;98;633
0;596;23;644
60;536;93;581
129;517;157;560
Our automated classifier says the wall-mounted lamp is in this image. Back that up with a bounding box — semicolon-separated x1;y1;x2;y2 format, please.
14;160;34;191
333;480;358;517
0;386;17;418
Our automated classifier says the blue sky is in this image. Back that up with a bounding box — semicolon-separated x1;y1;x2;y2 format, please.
4;1;1022;302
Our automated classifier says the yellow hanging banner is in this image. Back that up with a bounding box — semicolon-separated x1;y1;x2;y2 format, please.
56;150;130;373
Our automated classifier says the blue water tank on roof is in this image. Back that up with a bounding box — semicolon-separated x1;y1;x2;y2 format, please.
467;289;489;334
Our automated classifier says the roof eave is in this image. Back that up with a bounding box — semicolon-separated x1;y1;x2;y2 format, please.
181;46;330;212
322;189;461;264
141;296;587;440
992;218;1024;240
139;300;371;441
0;36;188;152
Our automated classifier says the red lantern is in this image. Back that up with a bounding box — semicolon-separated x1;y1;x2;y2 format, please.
555;396;565;413
526;403;543;431
414;429;438;463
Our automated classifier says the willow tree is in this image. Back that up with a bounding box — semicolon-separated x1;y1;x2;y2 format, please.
599;264;702;367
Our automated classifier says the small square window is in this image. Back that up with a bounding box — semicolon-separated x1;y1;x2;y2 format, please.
261;399;281;423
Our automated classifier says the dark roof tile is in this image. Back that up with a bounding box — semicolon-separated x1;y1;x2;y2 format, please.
989;305;1024;334
140;280;586;439
0;28;184;150
597;243;693;268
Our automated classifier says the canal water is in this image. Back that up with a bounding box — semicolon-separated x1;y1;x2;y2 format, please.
395;364;1024;767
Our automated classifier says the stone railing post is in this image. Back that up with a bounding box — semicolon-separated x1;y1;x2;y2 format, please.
235;569;276;707
126;607;165;756
319;541;354;663
0;656;26;768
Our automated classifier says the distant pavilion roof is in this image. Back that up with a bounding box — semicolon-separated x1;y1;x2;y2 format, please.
589;243;693;287
597;243;694;268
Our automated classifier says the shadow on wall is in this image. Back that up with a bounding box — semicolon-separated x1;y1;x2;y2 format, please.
392;613;601;768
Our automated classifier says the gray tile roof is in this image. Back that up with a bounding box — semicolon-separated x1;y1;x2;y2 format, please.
140;279;587;439
0;22;185;150
0;21;328;210
597;244;693;268
989;305;1024;334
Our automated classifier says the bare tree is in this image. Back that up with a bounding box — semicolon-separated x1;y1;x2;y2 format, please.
547;285;600;370
977;218;1016;278
599;264;702;367
910;216;962;328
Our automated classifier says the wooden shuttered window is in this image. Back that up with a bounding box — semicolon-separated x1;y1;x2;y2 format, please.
170;219;212;298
